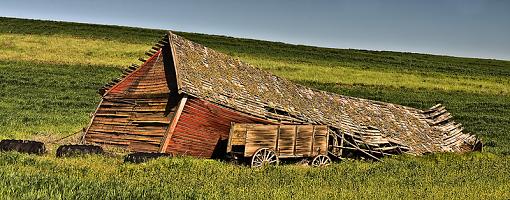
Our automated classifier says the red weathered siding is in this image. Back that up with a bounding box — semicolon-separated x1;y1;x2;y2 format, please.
165;97;273;158
86;96;176;152
85;50;179;152
108;51;170;97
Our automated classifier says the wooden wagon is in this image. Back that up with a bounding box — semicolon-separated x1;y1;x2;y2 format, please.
227;123;331;168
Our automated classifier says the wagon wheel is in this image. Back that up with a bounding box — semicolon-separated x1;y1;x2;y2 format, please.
251;148;279;168
311;155;331;167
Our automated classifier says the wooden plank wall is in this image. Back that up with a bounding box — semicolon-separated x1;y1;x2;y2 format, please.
165;97;272;158
85;97;175;152
108;51;170;97
85;49;179;152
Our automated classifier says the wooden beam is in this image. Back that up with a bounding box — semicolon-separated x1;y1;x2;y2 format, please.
226;122;235;154
339;130;344;157
167;31;182;92
158;95;188;153
342;137;381;161
80;98;104;144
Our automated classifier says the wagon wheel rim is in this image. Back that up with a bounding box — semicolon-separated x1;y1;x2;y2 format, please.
251;148;279;168
311;155;331;167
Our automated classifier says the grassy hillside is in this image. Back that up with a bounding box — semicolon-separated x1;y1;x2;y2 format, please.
0;17;509;199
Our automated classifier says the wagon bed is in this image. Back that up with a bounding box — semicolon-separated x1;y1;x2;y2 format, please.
227;123;331;167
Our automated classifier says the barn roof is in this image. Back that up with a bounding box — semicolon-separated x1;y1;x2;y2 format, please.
165;32;478;155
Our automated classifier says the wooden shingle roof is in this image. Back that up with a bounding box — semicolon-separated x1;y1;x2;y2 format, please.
166;32;478;155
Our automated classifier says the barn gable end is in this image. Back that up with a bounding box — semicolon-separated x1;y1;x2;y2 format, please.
84;41;181;152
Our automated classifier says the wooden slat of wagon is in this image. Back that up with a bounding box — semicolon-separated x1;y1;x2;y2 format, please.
244;125;278;157
278;125;296;157
229;124;247;146
295;125;314;157
312;126;329;156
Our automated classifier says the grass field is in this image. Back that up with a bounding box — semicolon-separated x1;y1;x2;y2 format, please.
0;17;509;199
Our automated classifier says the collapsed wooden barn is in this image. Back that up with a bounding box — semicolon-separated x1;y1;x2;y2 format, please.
82;32;481;160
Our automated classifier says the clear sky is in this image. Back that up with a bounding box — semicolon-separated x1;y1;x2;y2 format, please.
1;0;509;60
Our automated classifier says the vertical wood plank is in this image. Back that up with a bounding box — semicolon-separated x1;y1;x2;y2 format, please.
158;95;188;153
226;122;235;153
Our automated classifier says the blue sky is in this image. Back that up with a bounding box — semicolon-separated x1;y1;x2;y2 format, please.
1;0;509;60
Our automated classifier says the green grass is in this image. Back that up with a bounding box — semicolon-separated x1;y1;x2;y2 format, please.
0;60;119;139
0;34;149;67
0;152;508;199
0;17;509;199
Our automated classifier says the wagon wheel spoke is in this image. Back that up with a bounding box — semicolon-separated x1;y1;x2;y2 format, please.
263;149;269;160
251;148;278;168
311;155;331;167
267;154;275;161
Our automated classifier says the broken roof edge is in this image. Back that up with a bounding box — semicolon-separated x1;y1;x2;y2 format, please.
166;31;183;94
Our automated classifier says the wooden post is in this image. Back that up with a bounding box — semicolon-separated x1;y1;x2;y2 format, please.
339;130;344;158
275;125;280;155
80;98;104;144
158;95;188;153
226;122;235;153
310;125;315;156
